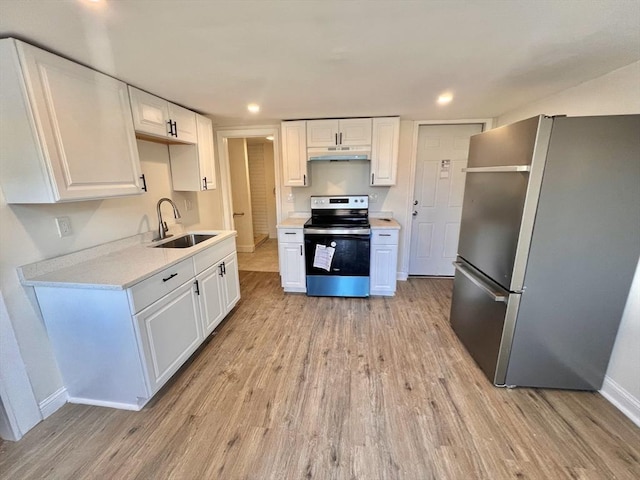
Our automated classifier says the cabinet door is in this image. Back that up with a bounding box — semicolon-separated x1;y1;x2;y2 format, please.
307;119;339;147
169;114;216;191
370;117;400;186
12;42;143;202
221;252;241;312
370;244;398;295
278;242;306;291
134;282;202;393
169;103;197;144
197;265;225;336
129;86;171;138
339;118;372;146
281;121;308;187
197;115;216;189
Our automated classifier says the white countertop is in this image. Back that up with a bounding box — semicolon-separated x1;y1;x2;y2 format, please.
370;218;401;229
20;230;237;290
277;217;308;228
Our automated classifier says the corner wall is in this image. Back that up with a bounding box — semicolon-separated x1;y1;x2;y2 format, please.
496;60;640;426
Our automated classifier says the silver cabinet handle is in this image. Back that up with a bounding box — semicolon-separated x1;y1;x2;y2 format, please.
233;212;245;217
462;165;531;173
453;262;508;303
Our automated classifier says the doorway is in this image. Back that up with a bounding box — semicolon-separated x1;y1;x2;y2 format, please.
218;129;281;273
408;123;483;276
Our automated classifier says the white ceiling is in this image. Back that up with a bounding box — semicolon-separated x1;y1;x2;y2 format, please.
1;0;639;126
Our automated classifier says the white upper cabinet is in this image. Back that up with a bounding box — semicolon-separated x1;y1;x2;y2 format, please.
129;86;197;144
307;118;372;147
169;114;216;191
370;117;400;186
0;39;144;203
281;121;308;187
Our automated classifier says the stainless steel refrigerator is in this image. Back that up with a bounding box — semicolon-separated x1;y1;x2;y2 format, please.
450;114;640;390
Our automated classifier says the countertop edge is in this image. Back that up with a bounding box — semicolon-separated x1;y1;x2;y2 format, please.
20;230;238;290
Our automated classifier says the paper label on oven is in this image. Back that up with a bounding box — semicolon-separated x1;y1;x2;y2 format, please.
313;244;335;271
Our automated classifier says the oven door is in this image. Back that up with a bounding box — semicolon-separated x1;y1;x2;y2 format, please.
304;230;370;297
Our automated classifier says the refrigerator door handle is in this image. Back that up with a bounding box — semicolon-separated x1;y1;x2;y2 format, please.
453;262;509;303
462;165;531;173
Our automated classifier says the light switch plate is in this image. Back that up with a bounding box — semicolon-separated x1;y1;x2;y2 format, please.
55;216;72;237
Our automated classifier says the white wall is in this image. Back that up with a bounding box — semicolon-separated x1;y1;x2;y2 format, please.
496;60;640;425
0;140;223;417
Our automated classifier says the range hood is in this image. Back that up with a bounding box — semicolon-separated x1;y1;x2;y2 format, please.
307;146;371;161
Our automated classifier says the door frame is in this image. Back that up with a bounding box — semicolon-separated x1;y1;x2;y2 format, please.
215;125;282;232
403;119;494;277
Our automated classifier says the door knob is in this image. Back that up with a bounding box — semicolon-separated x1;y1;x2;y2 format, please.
413;200;418;206
412;211;418;216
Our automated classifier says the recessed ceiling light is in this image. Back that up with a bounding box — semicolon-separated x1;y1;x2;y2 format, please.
247;103;260;113
437;93;453;105
266;135;274;141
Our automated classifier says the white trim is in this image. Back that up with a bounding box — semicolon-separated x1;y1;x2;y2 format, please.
403;118;495;276
215;126;283;232
397;271;408;281
67;396;143;411
39;387;67;418
600;376;640;428
0;295;42;440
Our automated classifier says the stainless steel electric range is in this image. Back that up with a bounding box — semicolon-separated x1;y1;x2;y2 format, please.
303;195;370;297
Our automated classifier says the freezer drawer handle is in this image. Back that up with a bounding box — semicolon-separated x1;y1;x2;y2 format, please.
453;262;508;303
462;165;531;173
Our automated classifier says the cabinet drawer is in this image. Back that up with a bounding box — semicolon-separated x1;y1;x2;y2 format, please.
193;237;236;275
278;228;304;243
128;258;195;313
371;230;399;245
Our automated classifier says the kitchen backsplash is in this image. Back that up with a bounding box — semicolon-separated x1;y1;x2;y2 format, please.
290;161;390;212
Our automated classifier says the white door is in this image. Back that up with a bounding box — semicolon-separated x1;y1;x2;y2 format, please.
129;86;170;138
168;103;197;144
221;253;241;312
19;43;143;201
409;124;483;276
197;265;225;336
134;282;202;393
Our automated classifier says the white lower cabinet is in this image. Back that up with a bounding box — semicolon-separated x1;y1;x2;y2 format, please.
196;251;240;335
277;227;306;292
134;281;203;393
370;229;399;296
33;236;240;410
197;263;226;336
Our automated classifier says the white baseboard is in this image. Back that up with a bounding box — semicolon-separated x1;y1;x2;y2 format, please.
600;376;640;428
67;396;143;411
236;245;255;253
397;271;408;281
39;387;67;419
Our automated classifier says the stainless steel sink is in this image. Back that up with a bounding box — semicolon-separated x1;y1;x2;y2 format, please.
153;233;217;248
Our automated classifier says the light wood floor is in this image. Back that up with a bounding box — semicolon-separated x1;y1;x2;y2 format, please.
1;273;638;479
237;238;279;272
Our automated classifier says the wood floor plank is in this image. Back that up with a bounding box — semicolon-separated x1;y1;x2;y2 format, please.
1;272;638;479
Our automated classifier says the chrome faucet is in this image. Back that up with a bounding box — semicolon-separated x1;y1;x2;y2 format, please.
156;197;181;240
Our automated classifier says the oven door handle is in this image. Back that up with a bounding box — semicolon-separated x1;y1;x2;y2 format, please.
303;228;371;235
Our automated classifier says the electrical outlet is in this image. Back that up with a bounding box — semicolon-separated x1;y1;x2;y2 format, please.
286;193;295;203
55;216;72;237
369;193;378;203
184;199;193;212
